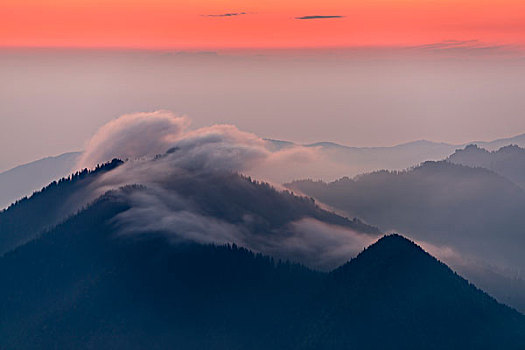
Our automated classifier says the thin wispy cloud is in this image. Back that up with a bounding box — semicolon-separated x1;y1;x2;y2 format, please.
295;15;344;20
409;39;520;55
415;39;481;50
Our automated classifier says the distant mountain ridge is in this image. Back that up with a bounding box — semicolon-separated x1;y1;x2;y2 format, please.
268;131;525;151
448;144;525;189
265;131;525;180
0;151;81;209
0;159;123;256
287;160;525;312
472;133;525;151
2;132;525;210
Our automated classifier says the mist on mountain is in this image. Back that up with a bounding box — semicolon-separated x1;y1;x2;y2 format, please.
3;115;525;207
287;161;525;311
0;112;381;269
1;191;523;349
0;155;379;270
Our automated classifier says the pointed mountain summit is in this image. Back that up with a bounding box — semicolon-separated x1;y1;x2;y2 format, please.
302;234;525;349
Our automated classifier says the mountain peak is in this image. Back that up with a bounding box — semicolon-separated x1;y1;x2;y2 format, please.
373;232;415;245
312;233;525;349
358;233;424;258
331;233;457;289
336;233;430;272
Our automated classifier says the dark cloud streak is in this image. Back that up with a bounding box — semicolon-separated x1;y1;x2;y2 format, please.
205;12;247;17
295;15;344;20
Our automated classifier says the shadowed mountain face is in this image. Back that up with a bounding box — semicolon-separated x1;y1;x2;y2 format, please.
0;152;81;209
0;191;523;350
287;161;525;311
448;144;525;189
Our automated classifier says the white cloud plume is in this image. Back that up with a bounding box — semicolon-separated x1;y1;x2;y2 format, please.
113;186;378;270
77;110;190;169
79;109;418;185
78;110;320;179
73;110;380;270
115;187;243;246
266;218;378;270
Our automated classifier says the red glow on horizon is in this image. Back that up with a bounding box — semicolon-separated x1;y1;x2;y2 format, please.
1;0;525;49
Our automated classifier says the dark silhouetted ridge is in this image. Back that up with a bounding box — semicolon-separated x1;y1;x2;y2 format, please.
0;159;123;255
0;151;81;209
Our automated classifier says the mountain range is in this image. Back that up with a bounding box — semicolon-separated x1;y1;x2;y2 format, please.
3;132;525;210
0;151;81;209
287;159;525;311
2;134;525;348
448;144;525;189
1;172;523;348
267;131;525;180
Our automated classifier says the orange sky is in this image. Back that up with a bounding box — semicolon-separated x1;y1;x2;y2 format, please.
2;0;525;48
